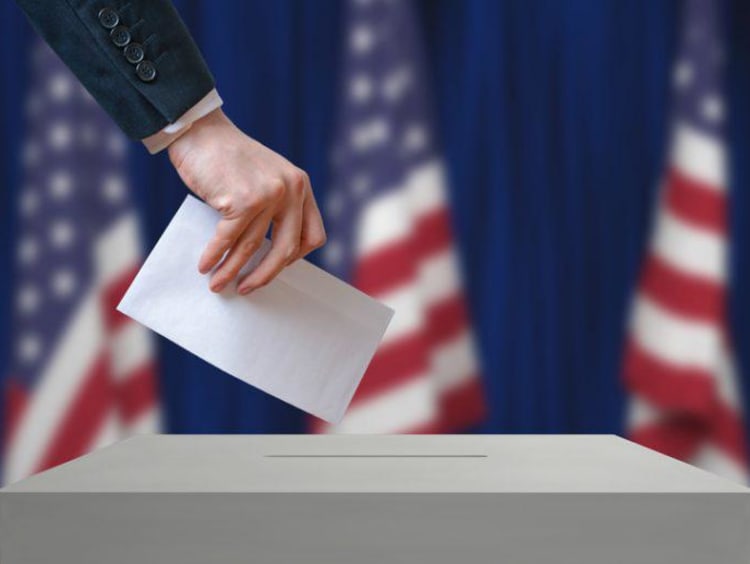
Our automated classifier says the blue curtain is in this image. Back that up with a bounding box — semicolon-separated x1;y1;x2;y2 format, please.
1;0;749;436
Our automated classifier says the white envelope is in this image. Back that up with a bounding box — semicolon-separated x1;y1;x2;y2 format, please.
118;196;393;423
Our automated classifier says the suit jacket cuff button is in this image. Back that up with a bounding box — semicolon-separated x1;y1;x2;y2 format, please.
98;7;119;29
124;43;145;64
136;61;157;83
110;26;131;48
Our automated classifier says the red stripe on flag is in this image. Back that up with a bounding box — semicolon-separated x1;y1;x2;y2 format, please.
400;421;443;434
34;353;114;473
355;243;416;296
710;404;748;468
102;263;140;331
665;168;725;232
308;419;444;435
308;418;327;434
630;416;705;462
630;402;747;470
439;376;486;432
351;332;429;403
427;293;470;345
416;208;453;256
623;340;716;418
4;380;29;446
117;362;159;425
639;255;724;322
355;208;454;296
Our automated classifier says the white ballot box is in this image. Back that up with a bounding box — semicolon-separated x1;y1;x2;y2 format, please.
1;435;748;564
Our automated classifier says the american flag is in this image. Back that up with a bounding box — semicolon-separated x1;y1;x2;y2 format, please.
318;0;485;433
3;40;160;484
624;0;747;482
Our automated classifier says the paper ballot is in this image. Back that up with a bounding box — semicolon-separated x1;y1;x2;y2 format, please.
118;196;393;423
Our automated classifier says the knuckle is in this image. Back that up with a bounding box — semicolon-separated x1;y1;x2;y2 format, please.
213;194;233;215
240;237;260;255
310;230;327;249
213;190;258;218
237;189;259;213
266;178;286;201
285;244;300;261
215;265;232;279
225;260;243;277
288;169;307;196
289;168;304;186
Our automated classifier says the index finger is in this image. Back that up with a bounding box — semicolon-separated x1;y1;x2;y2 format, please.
237;202;303;293
198;216;249;274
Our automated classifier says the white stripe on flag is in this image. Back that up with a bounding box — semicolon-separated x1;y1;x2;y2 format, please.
651;209;726;282
357;161;445;256
377;248;465;347
716;345;742;411
4;293;103;483
378;283;426;346
631;295;721;373
357;188;412;257
432;331;478;392
95;213;140;285
406;160;447;217
419;249;461;305
671;123;726;189
332;377;437;434
692;444;747;484
628;397;659;429
125;408;161;435
110;321;154;379
88;411;121;452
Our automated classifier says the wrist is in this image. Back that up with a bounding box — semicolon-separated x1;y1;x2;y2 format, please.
168;107;229;169
143;89;223;155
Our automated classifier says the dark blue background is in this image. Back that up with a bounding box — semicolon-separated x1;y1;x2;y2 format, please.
1;0;749;436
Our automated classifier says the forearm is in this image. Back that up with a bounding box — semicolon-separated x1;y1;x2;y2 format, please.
14;0;215;139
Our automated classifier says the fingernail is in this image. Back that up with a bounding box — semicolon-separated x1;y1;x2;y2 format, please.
210;281;223;292
238;285;253;295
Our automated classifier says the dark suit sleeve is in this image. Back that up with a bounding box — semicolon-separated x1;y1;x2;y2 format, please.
15;0;216;139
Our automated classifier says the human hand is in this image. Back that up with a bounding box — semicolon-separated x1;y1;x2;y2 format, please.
167;108;326;294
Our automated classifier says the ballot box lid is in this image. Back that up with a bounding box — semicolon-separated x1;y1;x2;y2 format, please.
3;434;747;493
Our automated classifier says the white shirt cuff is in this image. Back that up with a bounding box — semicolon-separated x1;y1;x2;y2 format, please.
141;89;223;154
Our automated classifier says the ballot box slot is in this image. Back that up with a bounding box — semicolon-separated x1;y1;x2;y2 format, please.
264;454;488;458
